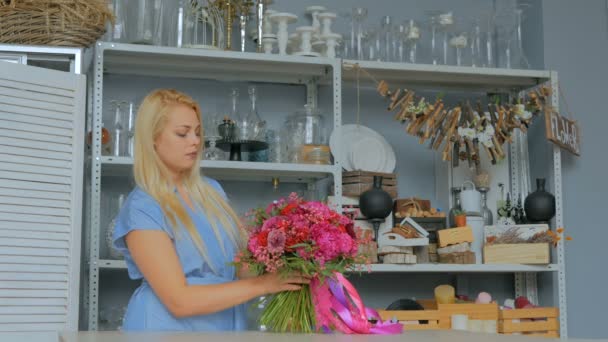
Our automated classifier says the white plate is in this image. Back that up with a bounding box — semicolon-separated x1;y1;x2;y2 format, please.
350;136;386;172
343;124;396;173
329;124;396;173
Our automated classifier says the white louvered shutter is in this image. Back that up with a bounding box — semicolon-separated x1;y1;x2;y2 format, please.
0;61;86;339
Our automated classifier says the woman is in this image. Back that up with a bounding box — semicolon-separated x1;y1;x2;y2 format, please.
112;89;309;331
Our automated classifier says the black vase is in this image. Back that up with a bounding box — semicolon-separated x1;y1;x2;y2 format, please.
524;178;556;224
359;176;393;241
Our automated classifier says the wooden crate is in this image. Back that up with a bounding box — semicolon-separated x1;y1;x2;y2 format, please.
343;170;397;184
484;243;550;264
437;226;474;247
377;309;440;330
498;308;559;338
342;171;398;198
437;303;499;330
438;251;475;264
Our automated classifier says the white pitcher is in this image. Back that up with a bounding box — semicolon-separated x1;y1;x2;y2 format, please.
460;181;481;213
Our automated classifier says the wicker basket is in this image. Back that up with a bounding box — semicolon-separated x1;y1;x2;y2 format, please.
0;0;113;47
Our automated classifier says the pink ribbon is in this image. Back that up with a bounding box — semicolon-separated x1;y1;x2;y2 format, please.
310;272;403;334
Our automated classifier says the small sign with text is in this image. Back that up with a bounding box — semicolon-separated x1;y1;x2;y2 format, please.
545;110;580;156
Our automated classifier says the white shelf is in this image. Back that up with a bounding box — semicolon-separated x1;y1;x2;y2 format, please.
342;59;551;92
100;156;338;183
98;42;337;84
97;259;557;274
360;263;558;273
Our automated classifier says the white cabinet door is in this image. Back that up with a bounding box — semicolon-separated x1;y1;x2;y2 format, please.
0;60;85;340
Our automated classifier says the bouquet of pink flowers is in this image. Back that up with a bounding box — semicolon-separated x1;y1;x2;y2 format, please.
234;193;402;334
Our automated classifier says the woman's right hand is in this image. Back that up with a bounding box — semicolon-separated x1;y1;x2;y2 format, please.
257;272;312;294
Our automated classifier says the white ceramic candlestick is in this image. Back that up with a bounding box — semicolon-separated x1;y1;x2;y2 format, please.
262;33;277;54
263;9;277;35
312;39;325;55
270;12;298;55
321;33;341;58
288;32;300;54
318;12;337;36
305;6;326;37
296;26;315;54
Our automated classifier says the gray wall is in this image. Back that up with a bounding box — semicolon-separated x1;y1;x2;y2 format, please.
540;0;608;338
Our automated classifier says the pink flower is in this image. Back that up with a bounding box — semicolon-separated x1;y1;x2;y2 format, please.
268;229;286;254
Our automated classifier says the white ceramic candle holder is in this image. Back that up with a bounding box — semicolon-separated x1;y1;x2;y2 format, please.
321;33;341;58
262;33;277;54
263;9;277;35
312;39;326;55
294;26;320;56
287;32;300;54
305;6;326;37
318;12;337;36
270;12;298;55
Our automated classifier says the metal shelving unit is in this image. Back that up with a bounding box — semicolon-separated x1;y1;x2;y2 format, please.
342;59;551;91
100;156;337;183
86;42;343;331
98;259;558;274
85;42;566;335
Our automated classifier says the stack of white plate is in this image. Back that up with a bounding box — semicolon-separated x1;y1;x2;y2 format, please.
329;124;396;173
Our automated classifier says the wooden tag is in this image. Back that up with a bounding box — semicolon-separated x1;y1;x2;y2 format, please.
544;109;581;156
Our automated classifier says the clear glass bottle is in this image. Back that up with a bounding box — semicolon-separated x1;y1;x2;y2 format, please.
479;187;493;226
406;19;420;63
352;8;368;60
126;102;136;158
513;8;530;69
106;194;126;260
438;12;454;65
267;129;285;163
247;86;266;141
380;16;393;62
111;101;125;157
448;187;462;227
470;20;482;67
427;13;440;65
230;88;246;141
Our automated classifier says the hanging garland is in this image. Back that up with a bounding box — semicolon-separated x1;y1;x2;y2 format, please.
374;78;554;168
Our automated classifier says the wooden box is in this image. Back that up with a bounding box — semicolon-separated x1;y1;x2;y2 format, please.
438;251;475;264
438;303;499;330
394;197;431;212
377;309;440;330
394;217;446;244
483;243;550;264
498;307;559;338
342;171;398;198
437;226;474;247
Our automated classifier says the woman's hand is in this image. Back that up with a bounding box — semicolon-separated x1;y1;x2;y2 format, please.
256;272;312;294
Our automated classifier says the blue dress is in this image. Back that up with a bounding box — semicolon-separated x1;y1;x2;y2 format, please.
112;179;246;331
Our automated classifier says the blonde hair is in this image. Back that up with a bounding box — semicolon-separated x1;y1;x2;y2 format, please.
133;89;244;274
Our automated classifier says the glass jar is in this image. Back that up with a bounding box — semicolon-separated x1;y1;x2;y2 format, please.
294;104;325;145
126;0;163;45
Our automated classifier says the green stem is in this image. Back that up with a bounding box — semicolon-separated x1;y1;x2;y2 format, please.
259;287;315;333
